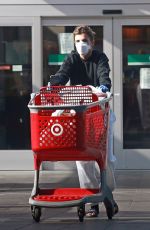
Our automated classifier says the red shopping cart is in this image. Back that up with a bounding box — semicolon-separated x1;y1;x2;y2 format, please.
28;85;118;222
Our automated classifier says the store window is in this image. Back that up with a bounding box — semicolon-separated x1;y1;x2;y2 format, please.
0;27;32;149
123;26;150;148
43;26;103;85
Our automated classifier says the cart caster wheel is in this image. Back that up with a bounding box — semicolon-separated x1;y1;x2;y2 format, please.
104;198;114;220
31;206;41;222
77;205;85;222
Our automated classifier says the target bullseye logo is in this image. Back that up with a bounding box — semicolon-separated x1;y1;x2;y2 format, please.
51;123;63;136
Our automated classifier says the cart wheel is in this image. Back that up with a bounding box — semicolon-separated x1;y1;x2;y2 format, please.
104;198;114;220
77;205;85;222
31;206;41;222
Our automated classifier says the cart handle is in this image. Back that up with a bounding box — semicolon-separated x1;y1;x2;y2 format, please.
28;92;112;112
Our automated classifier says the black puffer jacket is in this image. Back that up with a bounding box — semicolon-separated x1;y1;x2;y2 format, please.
50;50;111;90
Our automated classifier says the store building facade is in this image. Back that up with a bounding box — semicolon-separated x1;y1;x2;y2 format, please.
0;0;150;170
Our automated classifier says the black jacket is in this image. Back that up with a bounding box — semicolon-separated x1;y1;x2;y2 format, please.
50;50;111;90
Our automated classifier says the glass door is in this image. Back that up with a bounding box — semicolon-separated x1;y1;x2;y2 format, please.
43;25;103;85
0;26;32;149
0;17;42;170
42;19;113;86
113;19;150;169
41;18;113;170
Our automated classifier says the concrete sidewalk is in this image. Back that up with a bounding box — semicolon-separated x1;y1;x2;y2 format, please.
1;170;150;230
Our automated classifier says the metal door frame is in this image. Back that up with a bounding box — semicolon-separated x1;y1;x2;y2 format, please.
113;18;150;169
41;18;113;171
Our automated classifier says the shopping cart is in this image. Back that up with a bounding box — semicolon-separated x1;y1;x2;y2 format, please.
28;85;118;222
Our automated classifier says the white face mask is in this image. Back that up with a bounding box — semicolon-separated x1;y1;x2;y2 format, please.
75;41;91;56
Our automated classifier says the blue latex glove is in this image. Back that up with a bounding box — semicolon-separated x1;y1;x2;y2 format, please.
99;85;109;93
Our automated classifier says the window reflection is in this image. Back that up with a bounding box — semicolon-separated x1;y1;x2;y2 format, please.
123;26;150;148
0;27;32;149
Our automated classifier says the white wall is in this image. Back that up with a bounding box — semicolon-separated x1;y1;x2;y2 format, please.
0;0;149;5
0;5;148;17
0;0;149;19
